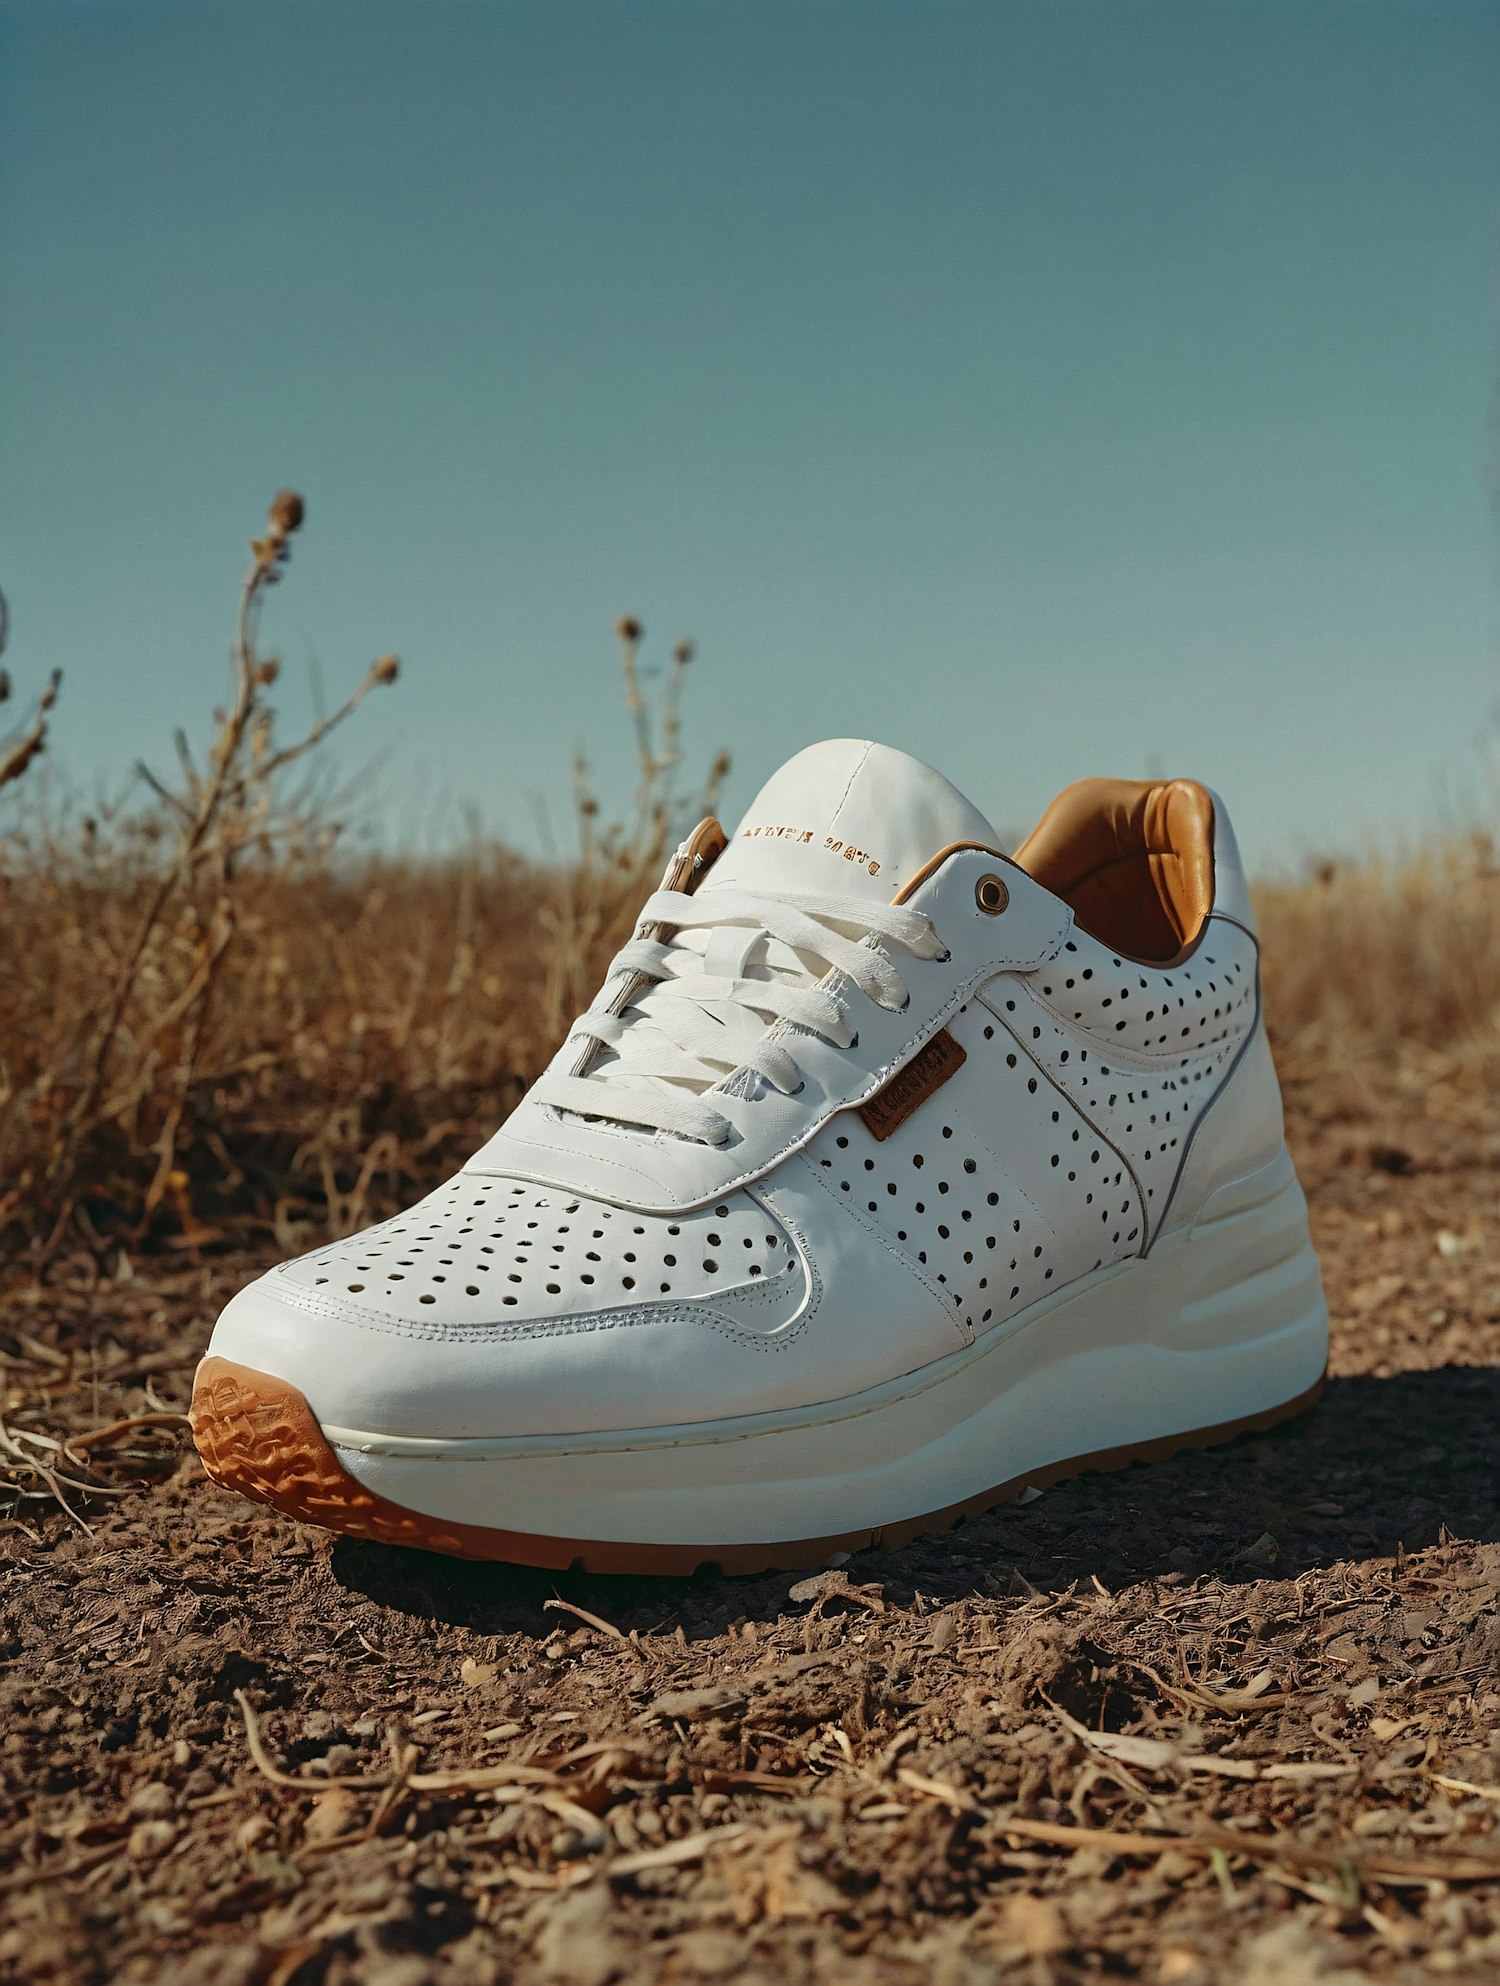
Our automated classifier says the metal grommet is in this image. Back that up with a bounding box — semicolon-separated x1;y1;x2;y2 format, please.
975;873;1010;915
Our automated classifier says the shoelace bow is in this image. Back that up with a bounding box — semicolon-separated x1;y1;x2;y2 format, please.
531;884;942;1144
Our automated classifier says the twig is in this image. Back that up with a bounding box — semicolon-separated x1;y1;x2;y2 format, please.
897;1767;977;1813
256;662;395;782
301;1738;420;1856
235;1689;390;1791
61;1411;191;1466
0;1452;94;1534
894;1769;1500;1885
543;1595;624;1640
1430;1770;1500;1804
992;1813;1500;1886
132;760;194;822
0;669;61;793
607;1824;750;1878
235;1690;567;1798
0;1840;124;1896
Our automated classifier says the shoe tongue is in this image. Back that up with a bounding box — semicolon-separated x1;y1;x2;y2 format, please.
702;738;1001;904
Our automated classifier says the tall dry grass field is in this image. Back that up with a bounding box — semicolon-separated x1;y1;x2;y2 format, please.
0;494;1494;1274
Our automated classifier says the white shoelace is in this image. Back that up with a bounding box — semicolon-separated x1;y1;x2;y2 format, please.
531;884;943;1144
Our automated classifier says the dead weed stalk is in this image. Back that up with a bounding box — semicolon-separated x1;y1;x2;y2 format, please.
0;580;62;796
0;521;725;1269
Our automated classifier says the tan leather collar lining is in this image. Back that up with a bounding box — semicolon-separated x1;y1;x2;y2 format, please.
1013;777;1216;963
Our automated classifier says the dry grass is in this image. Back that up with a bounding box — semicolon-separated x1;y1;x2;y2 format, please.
0;574;62;796
0;496;723;1270
1258;841;1500;1061
0;490;1495;1276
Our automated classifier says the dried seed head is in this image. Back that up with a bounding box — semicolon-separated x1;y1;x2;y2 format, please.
614;616;643;644
372;653;400;686
0;670;9;705
254;660;280;687
673;639;696;666
268;490;305;535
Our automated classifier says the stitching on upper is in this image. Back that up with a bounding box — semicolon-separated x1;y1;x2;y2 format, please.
977;1007;1151;1259
1146;951;1267;1250
1003;913;1258;1067
261;1260;809;1354
1003;992;1247;1080
274;1176;809;1338
997;980;1251;1074
271;1256;798;1329
469;1113;671;1192
744;1178;822;1353
972;930;1257;1261
791;1150;964;1336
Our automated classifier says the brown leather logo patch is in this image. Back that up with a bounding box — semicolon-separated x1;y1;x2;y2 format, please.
858;1030;967;1142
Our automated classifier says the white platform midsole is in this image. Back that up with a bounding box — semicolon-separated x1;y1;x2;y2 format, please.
332;1156;1328;1546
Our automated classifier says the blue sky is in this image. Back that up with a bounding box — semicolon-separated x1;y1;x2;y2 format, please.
1;0;1495;868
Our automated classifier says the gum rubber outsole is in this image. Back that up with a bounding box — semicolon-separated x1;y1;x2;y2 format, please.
190;1355;1325;1578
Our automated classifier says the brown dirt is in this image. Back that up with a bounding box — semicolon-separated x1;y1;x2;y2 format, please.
2;1076;1497;1984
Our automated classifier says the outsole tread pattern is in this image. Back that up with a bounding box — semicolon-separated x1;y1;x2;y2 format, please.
190;1355;1324;1578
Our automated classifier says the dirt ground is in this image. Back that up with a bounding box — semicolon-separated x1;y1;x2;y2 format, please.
1;1071;1497;1985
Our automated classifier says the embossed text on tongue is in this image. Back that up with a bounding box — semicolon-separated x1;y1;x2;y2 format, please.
703;738;1001;903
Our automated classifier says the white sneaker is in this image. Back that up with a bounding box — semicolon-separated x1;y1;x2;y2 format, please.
193;739;1327;1573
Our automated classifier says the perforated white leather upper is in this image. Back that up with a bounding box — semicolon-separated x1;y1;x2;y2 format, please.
979;914;1259;1236
1022;918;1257;1060
801;992;1148;1340
271;1175;799;1330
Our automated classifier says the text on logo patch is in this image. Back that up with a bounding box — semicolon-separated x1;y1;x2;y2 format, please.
857;1029;967;1142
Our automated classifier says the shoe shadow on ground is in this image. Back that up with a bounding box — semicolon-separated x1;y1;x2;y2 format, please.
328;1363;1499;1643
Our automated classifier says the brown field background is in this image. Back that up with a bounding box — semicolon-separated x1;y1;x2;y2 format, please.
0;494;1495;1274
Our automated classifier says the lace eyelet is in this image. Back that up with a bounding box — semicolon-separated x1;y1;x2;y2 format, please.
975;874;1009;916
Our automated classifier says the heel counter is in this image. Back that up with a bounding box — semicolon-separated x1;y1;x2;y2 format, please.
1152;787;1283;1238
1205;786;1257;935
1154;1007;1288;1241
